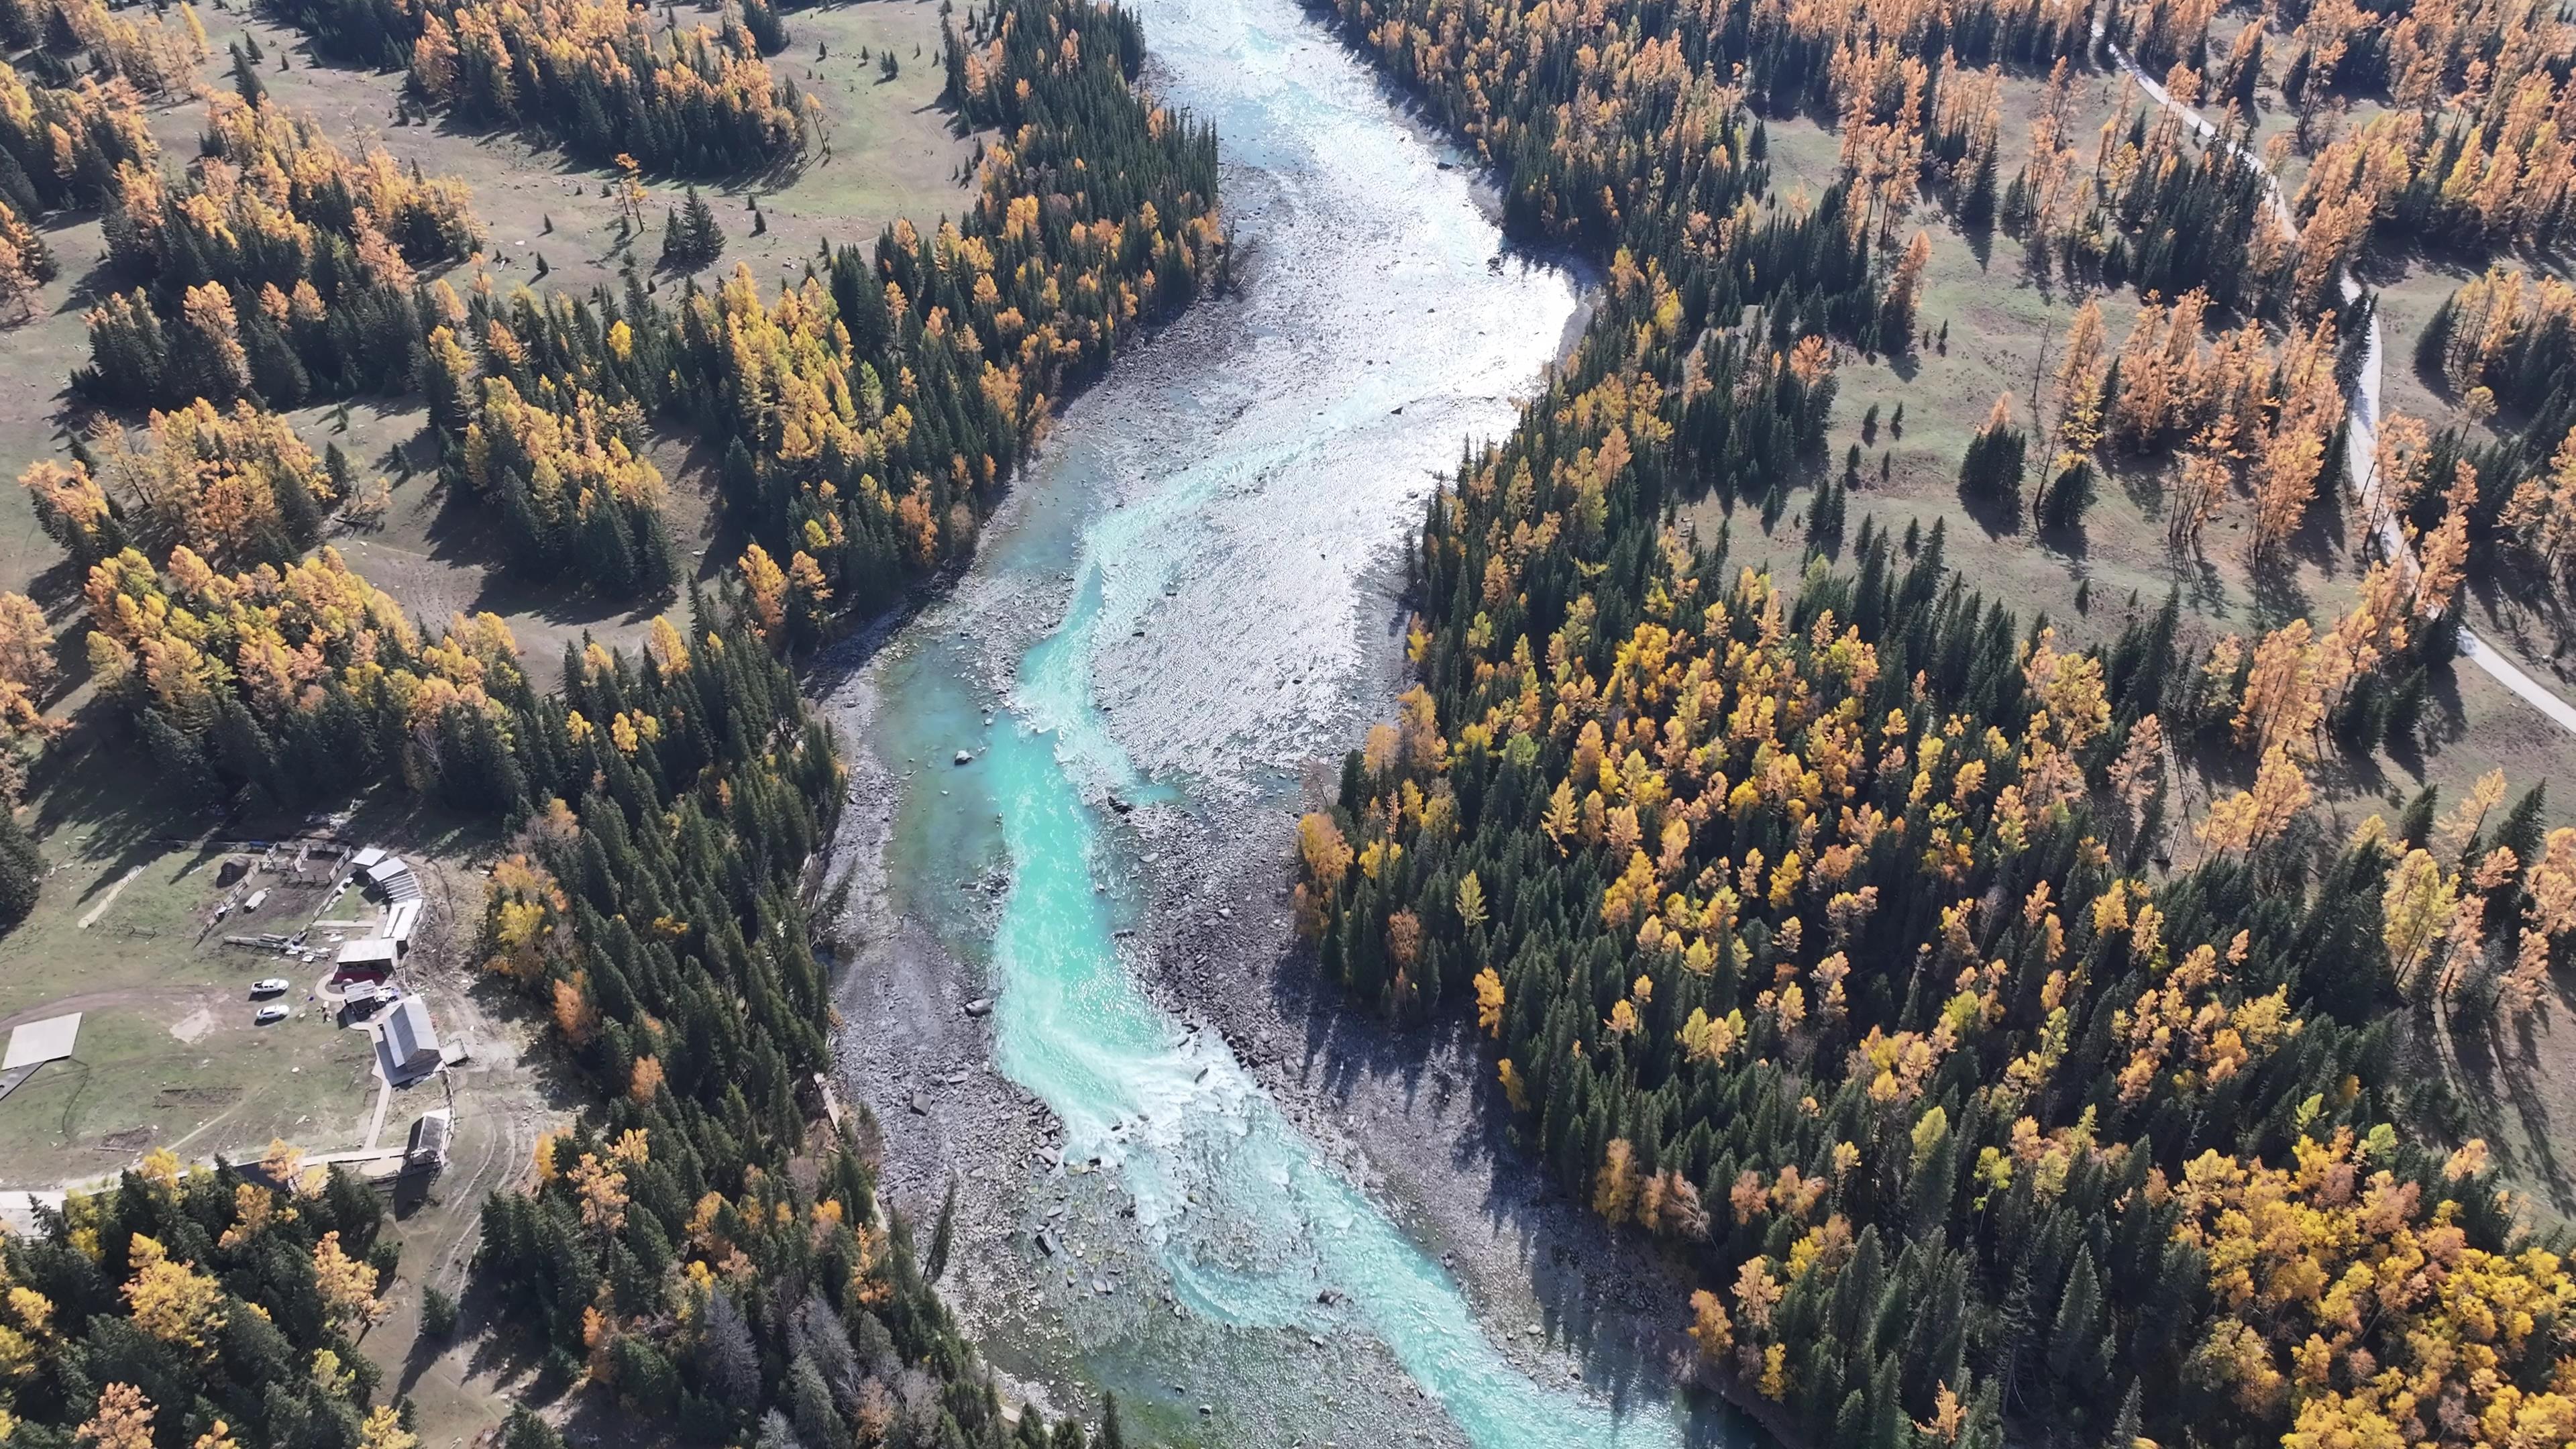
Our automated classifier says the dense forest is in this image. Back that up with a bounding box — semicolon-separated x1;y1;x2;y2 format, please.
76;91;481;410
1301;482;2540;1445
2408;261;2576;636
0;1146;411;1449
404;0;1219;614
465;603;1119;1449
2283;0;2576;264
0;56;158;215
1297;0;2576;1448
32;0;1217;619
266;0;813;174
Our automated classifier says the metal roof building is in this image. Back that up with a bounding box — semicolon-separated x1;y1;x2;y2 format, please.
352;849;422;904
405;1109;451;1171
384;998;441;1077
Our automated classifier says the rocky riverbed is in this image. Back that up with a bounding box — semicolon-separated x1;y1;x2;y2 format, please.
803;0;1756;1438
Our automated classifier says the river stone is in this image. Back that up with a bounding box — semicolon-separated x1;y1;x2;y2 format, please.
954;749;973;765
963;998;994;1017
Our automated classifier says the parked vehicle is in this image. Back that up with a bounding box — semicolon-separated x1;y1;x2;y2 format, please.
254;1004;290;1024
251;978;291;996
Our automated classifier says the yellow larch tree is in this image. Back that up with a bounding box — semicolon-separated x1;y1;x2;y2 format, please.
120;1236;225;1353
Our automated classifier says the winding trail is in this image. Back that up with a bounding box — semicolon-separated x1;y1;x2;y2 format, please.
2094;28;2576;733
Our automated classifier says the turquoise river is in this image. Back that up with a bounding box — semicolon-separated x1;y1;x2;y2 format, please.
822;0;1759;1442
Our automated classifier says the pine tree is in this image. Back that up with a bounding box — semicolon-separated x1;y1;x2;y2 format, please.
2106;1380;2143;1449
662;187;725;269
2045;1250;2106;1391
1959;392;2027;504
658;205;687;268
685;187;722;261
229;44;267;105
0;804;37;926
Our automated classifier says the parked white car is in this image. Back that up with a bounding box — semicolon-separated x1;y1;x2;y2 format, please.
251;978;291;996
254;1004;290;1025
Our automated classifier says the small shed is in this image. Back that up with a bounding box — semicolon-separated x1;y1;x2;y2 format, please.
405;1110;451;1171
384;997;441;1077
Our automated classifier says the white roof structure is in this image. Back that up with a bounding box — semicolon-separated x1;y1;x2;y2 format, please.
384;900;423;945
351;847;388;870
2;1013;82;1071
0;1191;66;1233
385;998;440;1075
337;938;398;971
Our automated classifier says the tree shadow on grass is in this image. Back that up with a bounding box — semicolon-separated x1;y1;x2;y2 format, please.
1955;478;2022;539
2243;542;2318;632
2402;662;2474;777
2033;508;2089;561
23;553;91;616
2442;1005;2576;1220
365;447;680;664
2305;739;2392;813
52;244;115;319
2163;549;2233;621
25;723;217;877
2464;550;2576;689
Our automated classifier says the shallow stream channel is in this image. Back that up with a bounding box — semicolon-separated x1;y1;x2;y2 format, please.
812;0;1762;1443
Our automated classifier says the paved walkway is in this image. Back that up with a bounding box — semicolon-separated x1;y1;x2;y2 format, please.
2093;26;2576;735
